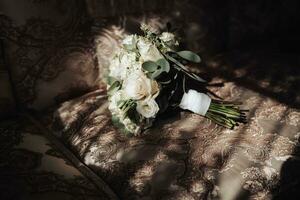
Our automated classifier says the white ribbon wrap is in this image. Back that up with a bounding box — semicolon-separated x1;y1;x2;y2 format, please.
179;89;211;116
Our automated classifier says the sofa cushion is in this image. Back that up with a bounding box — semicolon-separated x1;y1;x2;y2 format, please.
42;75;300;199
0;116;117;199
0;0;100;110
0;71;15;118
0;40;16;118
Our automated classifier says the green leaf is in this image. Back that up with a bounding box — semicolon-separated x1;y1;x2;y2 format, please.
148;68;163;79
164;54;189;71
177;50;201;63
117;100;126;109
127;105;140;124
156;58;170;73
164;53;206;83
142;61;158;72
107;81;121;95
107;76;118;85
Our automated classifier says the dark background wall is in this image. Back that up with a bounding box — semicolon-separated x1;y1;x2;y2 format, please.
86;0;300;53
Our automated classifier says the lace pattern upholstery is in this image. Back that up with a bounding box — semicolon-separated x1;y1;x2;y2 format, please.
46;78;300;199
0;117;112;199
42;4;300;197
0;0;100;110
1;1;299;199
0;40;15;118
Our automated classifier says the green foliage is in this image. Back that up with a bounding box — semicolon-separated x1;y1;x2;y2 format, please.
142;58;170;80
142;61;158;72
126;105;140;124
206;101;247;129
177;50;201;63
147;69;163;79
118;99;140;124
156;58;170;73
164;53;206;83
111;116;133;136
108;81;121;95
107;76;118;85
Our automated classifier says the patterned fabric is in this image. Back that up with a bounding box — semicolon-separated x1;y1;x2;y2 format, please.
0;40;16;118
1;1;300;199
0;72;15;118
0;117;114;200
0;0;100;110
45;56;300;199
40;4;300;198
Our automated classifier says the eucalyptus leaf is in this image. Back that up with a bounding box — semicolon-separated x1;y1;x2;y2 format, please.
156;58;170;73
165;53;206;83
142;61;158;72
173;65;206;83
164;54;189;71
177;50;201;63
148;68;163;79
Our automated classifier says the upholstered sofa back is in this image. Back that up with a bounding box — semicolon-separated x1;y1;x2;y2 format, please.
0;0;175;112
0;0;100;111
0;40;16;118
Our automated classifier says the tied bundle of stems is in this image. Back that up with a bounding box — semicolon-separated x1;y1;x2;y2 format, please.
205;100;247;129
141;24;247;129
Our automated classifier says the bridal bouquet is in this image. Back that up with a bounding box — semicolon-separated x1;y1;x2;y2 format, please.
106;24;246;135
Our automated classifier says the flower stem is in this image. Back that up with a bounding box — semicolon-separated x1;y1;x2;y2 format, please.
205;101;247;129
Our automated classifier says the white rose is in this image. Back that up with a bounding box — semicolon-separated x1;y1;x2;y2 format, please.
123;71;159;100
179;89;211;116
122;34;137;50
136;97;160;118
137;37;163;62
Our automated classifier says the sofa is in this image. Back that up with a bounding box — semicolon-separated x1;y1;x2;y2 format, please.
1;0;300;199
